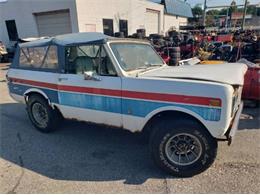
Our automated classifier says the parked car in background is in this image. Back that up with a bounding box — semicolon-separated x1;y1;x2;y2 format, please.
7;32;247;177
242;66;260;103
238;59;260;104
0;41;8;62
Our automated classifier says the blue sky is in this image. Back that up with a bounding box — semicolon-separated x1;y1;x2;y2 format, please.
150;0;260;8
186;0;260;8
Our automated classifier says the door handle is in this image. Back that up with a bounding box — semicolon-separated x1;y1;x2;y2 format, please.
58;78;68;81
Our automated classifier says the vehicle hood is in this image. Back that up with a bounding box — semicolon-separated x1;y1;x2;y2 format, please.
139;63;248;85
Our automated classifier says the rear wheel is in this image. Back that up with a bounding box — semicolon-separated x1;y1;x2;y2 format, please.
27;94;61;133
149;118;217;177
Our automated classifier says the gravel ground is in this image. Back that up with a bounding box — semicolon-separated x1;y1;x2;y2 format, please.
0;63;259;193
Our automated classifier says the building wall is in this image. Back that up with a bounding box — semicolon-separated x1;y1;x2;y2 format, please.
75;0;164;36
164;14;188;33
135;0;164;35
0;0;189;46
0;0;79;46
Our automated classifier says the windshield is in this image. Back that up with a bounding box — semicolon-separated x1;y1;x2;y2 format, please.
110;43;164;71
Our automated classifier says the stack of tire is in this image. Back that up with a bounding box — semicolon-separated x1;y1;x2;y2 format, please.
168;30;179;38
114;32;125;38
136;29;146;39
167;47;181;66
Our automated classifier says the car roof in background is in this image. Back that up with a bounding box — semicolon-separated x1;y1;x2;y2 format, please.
19;32;109;48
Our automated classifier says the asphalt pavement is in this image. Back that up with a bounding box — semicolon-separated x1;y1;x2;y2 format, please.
0;63;259;193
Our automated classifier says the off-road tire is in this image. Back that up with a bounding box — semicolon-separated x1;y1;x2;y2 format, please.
149;117;217;177
27;94;61;133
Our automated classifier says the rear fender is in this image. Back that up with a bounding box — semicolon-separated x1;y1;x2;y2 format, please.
24;88;52;106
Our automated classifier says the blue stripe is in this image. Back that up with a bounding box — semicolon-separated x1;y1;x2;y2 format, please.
59;92;221;121
59;92;121;114
9;83;221;121
8;83;59;103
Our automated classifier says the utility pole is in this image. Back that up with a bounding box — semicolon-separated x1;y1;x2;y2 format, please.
225;8;229;31
241;0;248;30
202;0;207;27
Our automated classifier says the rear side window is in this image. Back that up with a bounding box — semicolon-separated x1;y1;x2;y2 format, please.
19;45;58;70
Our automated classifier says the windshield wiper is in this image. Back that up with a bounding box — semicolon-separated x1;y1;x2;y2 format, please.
147;63;163;67
136;63;163;77
137;64;163;70
136;66;149;70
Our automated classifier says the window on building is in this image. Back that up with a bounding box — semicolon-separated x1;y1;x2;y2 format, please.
119;20;128;37
103;19;114;36
19;46;58;70
5;20;18;41
65;44;117;76
257;7;260;16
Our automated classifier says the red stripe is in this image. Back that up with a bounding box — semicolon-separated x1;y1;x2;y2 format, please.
10;77;58;90
122;91;221;107
9;77;222;107
59;85;122;97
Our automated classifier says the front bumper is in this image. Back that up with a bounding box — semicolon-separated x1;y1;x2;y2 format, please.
225;101;244;145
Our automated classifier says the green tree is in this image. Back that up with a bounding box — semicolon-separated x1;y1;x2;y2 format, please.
246;5;257;15
206;14;215;27
192;5;203;18
207;9;220;17
229;0;237;17
219;8;229;16
189;4;203;25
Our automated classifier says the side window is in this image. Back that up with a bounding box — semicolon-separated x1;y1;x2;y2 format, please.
19;46;58;70
43;46;58;69
99;46;117;76
65;45;117;76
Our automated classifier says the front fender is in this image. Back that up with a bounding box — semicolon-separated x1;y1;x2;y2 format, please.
141;105;221;138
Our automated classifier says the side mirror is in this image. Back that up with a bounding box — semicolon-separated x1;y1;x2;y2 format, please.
84;71;101;81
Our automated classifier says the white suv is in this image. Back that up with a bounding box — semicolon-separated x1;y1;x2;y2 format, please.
7;32;247;177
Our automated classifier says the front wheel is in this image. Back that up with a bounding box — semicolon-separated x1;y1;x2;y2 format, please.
149;118;217;177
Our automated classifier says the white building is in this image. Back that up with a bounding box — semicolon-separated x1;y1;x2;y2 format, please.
0;0;193;46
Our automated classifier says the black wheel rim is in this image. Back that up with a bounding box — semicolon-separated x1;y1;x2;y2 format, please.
31;102;48;128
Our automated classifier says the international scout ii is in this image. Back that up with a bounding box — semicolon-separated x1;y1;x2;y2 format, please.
6;32;247;177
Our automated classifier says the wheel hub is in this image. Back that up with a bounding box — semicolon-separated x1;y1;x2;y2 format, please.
31;102;48;128
165;133;202;166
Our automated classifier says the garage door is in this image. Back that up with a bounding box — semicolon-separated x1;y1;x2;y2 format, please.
35;10;72;37
145;9;160;36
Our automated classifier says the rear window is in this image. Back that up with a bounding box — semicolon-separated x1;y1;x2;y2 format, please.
19;45;58;70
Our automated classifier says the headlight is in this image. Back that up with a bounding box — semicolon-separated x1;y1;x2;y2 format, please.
231;86;240;117
231;96;237;117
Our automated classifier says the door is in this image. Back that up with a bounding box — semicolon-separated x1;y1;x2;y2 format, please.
58;44;122;127
35;10;72;37
145;9;160;36
5;20;19;41
103;19;114;36
119;20;128;37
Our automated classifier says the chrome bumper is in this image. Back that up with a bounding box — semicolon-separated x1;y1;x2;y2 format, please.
226;101;244;145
